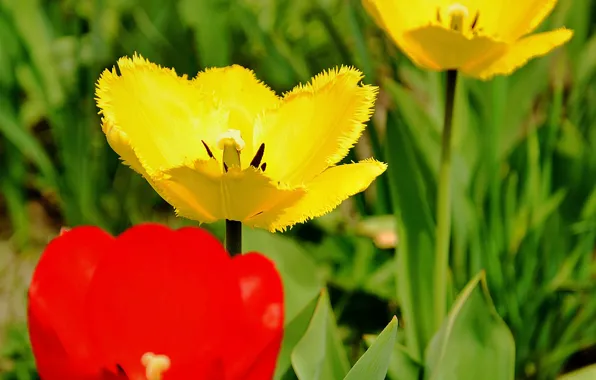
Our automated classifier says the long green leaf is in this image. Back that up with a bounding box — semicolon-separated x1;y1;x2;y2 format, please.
291;290;350;380
344;317;398;380
385;110;436;359
425;272;515;380
558;365;596;380
0;106;58;189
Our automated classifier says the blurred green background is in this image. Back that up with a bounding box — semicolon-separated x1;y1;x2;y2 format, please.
0;0;595;379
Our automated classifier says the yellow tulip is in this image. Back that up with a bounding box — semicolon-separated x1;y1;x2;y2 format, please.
363;0;573;79
96;54;386;232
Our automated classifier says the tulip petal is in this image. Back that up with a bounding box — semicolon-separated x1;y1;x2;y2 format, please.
262;160;387;232
151;158;222;222
256;67;377;186
28;227;114;380
462;28;573;80
156;161;305;224
194;65;280;168
101;119;145;175
103;124;220;223
403;25;508;72
226;253;284;380
85;224;239;379
363;0;443;69
363;0;436;33
498;0;558;41
101;119;167;202
96;53;227;174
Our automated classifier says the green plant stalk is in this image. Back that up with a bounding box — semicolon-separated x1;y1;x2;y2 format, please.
433;69;458;329
486;78;508;322
226;219;242;256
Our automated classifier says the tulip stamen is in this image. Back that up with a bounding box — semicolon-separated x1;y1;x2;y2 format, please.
201;140;214;159
141;352;170;380
470;12;479;31
446;3;469;32
250;143;266;168
217;129;244;171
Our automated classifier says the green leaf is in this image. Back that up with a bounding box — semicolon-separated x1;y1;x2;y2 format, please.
4;0;64;107
389;343;423;380
425;271;515;380
0;104;58;189
274;296;319;380
291;290;350;380
363;335;422;380
385;110;436;359
558;365;596;380
243;229;322;321
344;317;398;380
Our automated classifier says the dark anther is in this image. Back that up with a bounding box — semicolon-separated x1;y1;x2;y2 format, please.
436;8;442;23
223;162;229;172
250;143;265;168
201;140;214;158
260;162;267;172
116;364;127;375
470;12;479;30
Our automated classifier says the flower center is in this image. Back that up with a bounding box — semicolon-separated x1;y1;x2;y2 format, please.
202;130;268;173
141;352;170;380
446;3;468;32
437;3;480;34
217;129;245;171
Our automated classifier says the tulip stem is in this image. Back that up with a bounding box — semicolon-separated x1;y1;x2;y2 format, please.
434;69;458;330
225;219;242;256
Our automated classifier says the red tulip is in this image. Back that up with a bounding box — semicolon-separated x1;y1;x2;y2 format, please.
28;224;284;380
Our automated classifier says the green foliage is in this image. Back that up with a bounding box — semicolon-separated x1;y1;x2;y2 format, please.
559;364;596;380
291;290;350;380
425;273;515;380
344;317;397;380
0;0;595;379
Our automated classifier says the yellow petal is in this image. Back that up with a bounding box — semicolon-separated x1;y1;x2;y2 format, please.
362;0;386;30
461;28;573;80
255;67;378;186
96;53;227;174
364;0;438;32
403;25;507;71
154;161;305;224
101;119;170;197
498;0;559;41
102;117;216;221
363;0;443;69
150;159;222;223
194;65;280;168
101;119;144;174
262;160;387;232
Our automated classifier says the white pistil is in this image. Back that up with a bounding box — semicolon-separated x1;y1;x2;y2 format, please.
446;3;469;32
217;129;245;170
141;352;171;380
217;129;245;152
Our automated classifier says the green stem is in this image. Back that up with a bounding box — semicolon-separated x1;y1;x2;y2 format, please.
433;69;458;329
225;219;242;256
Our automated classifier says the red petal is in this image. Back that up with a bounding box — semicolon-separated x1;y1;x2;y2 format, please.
28;226;115;380
225;253;284;380
85;224;240;379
